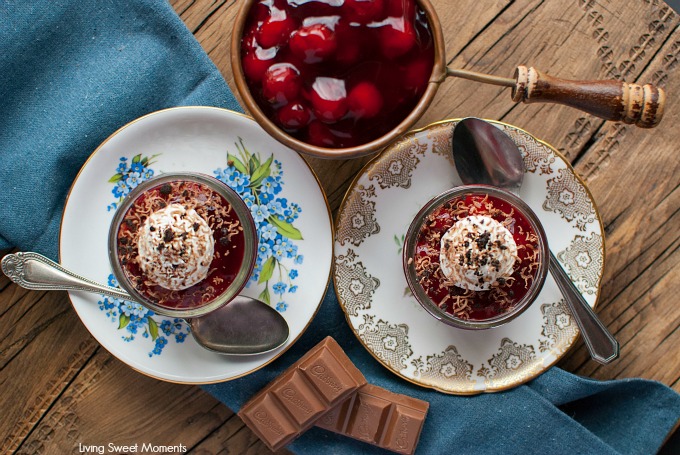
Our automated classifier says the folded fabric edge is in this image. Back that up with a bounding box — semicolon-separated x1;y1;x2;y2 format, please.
0;235;10;251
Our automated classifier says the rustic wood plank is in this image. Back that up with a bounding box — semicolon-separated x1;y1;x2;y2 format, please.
186;413;251;453
181;0;243;106
0;254;11;293
174;0;227;32
557;27;680;385
17;348;231;454
429;0;513;60
422;0;544;127
1;1;678;454
429;0;678;160
0;278;34;330
562;233;680;382
189;413;289;454
0;288;98;453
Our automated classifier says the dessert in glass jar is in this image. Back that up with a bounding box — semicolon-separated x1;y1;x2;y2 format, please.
108;173;257;318
403;185;549;329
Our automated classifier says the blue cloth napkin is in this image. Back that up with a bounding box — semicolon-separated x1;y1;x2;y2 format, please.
0;0;240;258
1;1;679;454
206;288;680;455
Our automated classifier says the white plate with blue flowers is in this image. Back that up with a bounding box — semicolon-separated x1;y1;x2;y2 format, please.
59;107;333;383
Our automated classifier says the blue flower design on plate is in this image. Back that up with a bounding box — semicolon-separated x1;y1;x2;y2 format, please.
107;154;159;212
100;274;190;357
100;138;304;356
103;153;190;357
214;137;303;311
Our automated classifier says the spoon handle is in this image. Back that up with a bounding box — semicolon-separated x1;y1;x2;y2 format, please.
548;251;619;364
1;252;132;301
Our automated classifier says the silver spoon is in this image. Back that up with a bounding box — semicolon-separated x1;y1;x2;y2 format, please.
452;117;619;365
1;251;290;356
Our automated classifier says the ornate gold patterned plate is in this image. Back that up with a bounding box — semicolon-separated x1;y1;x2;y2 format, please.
333;120;604;394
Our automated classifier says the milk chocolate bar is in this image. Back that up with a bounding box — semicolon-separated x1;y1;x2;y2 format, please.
316;384;429;455
238;337;367;451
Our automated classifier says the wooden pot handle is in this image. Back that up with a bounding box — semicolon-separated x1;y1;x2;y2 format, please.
511;66;665;128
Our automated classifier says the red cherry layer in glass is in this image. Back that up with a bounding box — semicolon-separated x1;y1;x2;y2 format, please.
414;194;541;321
241;0;435;149
116;180;246;311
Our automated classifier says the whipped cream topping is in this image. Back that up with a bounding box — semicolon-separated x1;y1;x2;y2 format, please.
137;203;214;291
439;215;518;291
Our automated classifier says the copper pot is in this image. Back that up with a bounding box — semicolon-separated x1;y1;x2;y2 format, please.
231;0;665;160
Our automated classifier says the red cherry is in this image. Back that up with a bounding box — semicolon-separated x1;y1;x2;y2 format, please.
289;23;337;63
343;0;385;23
278;102;311;130
242;48;278;83
348;81;383;119
252;2;270;21
378;18;416;59
385;0;416;18
256;15;297;48
402;56;432;92
334;22;365;66
241;27;259;53
307;121;336;147
262;63;301;104
310;77;348;123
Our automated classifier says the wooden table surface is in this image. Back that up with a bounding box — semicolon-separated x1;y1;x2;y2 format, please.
2;0;679;453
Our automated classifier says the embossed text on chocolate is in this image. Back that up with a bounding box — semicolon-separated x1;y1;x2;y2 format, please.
254;410;284;435
310;364;342;391
281;388;312;414
395;415;411;449
357;402;373;438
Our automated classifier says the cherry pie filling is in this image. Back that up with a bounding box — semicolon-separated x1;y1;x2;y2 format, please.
413;194;542;321
116;180;246;311
241;0;435;149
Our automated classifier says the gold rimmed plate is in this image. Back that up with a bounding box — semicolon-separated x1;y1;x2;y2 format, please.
59;107;333;384
333;119;604;394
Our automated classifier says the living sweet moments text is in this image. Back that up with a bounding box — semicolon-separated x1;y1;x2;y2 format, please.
78;443;187;454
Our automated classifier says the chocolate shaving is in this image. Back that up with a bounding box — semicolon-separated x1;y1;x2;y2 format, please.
413;194;540;320
163;228;175;242
116;180;242;307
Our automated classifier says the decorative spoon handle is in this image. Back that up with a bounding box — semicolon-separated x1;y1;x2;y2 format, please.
1;252;132;301
548;251;619;364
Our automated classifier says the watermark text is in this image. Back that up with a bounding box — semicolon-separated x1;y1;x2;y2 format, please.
78;442;188;454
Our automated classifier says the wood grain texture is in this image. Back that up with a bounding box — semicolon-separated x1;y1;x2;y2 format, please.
1;0;678;454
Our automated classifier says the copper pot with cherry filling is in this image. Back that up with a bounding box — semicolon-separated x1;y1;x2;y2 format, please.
231;0;666;159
